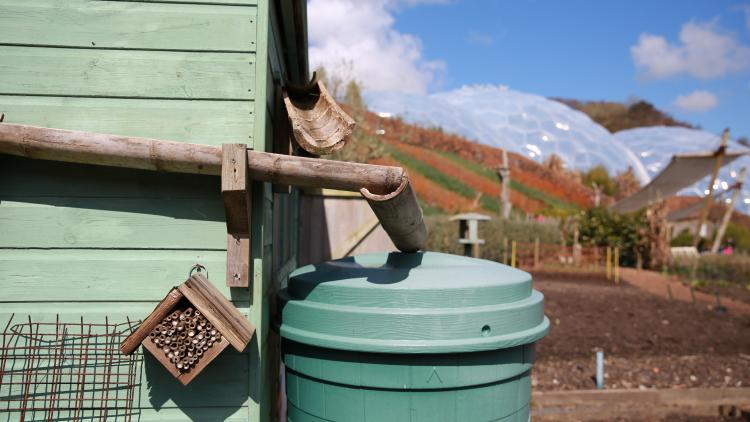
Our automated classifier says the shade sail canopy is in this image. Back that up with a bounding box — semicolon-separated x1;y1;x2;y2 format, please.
611;151;745;213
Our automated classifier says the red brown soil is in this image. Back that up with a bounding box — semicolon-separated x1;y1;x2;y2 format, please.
386;142;546;213
533;276;750;392
370;156;474;212
620;268;750;315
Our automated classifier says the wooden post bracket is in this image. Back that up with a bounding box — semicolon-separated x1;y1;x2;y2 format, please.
222;144;252;288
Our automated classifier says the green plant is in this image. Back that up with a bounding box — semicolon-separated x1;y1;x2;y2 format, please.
436;150;577;210
670;254;750;285
425;215;559;262
583;165;615;196
577;207;649;267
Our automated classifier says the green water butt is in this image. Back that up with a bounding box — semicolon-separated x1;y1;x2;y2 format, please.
278;252;548;422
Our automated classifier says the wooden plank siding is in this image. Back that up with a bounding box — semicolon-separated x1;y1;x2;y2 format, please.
0;0;301;420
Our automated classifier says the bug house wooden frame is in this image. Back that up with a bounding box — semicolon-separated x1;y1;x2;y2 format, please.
120;273;255;385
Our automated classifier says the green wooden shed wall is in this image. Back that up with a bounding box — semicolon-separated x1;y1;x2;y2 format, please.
0;0;307;420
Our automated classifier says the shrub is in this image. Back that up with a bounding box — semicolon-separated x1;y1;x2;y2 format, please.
425;215;559;262
670;254;750;285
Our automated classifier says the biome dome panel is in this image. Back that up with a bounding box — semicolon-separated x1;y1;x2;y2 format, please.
366;85;649;183
615;126;750;212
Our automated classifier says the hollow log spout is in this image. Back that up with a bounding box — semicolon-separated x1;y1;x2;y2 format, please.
0;123;427;252
283;76;356;155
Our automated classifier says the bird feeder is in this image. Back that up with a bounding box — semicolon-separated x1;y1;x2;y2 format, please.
450;212;491;257
120;273;255;385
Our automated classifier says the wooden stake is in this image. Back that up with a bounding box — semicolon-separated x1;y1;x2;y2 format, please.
496;149;511;219
606;247;612;280
221;144;252;288
534;237;540;269
511;241;517;268
614;247;620;284
503;237;508;265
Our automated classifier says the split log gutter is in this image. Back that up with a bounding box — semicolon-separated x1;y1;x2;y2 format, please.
0;123;427;253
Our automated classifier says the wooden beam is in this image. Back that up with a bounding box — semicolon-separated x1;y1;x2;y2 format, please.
0;122;427;252
221;144;252;287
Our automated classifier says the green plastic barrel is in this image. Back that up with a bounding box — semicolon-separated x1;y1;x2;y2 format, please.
278;252;549;421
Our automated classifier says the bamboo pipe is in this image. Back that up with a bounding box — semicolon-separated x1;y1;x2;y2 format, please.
0;123;427;252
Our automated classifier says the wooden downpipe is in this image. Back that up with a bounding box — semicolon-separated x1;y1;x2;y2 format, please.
0;123;427;252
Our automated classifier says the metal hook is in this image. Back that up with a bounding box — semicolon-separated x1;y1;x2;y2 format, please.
189;263;207;279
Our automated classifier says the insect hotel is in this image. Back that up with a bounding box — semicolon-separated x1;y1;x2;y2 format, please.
0;1;426;420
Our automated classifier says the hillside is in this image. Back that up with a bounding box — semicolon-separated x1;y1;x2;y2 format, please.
338;106;597;215
553;98;695;133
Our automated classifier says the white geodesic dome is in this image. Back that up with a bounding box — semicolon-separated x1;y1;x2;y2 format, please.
365;85;649;183
615;126;750;212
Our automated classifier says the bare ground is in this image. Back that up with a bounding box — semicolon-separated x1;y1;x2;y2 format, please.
532;275;750;392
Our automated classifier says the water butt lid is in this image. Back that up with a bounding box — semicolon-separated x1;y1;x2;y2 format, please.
278;252;549;354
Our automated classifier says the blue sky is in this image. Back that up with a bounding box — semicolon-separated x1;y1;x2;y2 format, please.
308;0;750;139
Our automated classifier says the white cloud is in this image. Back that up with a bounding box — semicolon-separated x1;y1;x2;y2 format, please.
307;0;445;94
673;90;718;113
631;20;750;79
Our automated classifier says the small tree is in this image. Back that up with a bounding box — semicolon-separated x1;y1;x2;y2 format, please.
613;167;641;200
344;80;364;109
583;165;615;196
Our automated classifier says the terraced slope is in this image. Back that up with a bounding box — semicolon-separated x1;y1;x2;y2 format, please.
351;110;593;215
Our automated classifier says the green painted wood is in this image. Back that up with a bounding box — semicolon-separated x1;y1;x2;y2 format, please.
247;1;273;420
0;47;255;99
0;96;254;146
0;250;250;302
0;156;221;198
1;349;250;408
0;198;226;249
0;0;257;51
107;0;256;4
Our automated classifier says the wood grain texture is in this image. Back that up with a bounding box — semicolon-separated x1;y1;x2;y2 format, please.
0;96;254;147
0;249;250;302
178;274;255;352
0;0;257;51
0;198;225;249
362;177;428;252
0;123;405;192
106;0;257;4
0;124;224;175
120;289;185;354
143;331;230;385
222;144;252;287
0;46;255;99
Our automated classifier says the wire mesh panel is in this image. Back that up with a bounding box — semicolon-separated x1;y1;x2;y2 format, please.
0;315;140;421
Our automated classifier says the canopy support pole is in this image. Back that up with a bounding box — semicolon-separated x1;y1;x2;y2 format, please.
710;167;747;254
692;128;729;248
